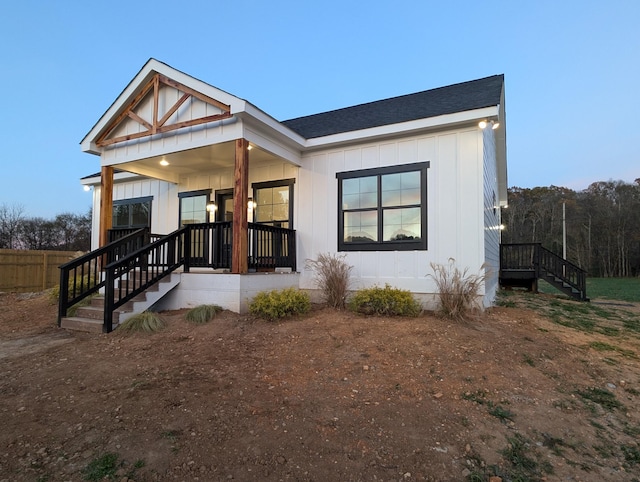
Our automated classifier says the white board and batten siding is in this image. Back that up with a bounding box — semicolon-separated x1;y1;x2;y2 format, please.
298;126;489;309
482;127;502;307
89;178;178;250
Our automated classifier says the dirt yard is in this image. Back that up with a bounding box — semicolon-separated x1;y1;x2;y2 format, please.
2;290;640;482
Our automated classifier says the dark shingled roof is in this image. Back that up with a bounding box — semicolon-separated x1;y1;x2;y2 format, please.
281;75;504;139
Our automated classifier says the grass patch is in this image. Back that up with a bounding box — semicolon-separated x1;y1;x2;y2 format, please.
587;277;640;302
185;304;222;324
622;445;640;466
522;353;535;366
83;452;120;481
575;387;623;411
488;403;515;423
588;341;636;358
497;433;551;480
119;311;166;333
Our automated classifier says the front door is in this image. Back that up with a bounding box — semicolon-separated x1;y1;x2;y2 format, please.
215;189;234;222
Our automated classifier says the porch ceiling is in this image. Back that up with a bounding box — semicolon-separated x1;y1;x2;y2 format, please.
114;141;282;182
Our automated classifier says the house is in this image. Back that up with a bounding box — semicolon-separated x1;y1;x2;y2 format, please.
66;58;507;331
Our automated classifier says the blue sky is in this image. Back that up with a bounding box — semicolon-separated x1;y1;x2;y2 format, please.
1;0;638;217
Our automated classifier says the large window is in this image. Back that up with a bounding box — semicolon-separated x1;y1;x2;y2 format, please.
112;196;152;229
337;162;428;251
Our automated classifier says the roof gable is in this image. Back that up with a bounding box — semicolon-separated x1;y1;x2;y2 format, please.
81;59;247;154
96;74;232;147
281;75;504;139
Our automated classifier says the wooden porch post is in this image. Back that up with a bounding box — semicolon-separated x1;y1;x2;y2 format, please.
231;139;249;274
99;166;114;247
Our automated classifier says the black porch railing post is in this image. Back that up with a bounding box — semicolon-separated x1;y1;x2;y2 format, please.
183;226;191;273
57;266;70;325
104;267;114;333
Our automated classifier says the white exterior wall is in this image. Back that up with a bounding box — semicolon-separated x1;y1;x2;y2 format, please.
482;127;501;307
90;178;178;250
298;127;486;309
90;160;298;249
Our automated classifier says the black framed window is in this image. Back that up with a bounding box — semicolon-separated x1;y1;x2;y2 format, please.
252;179;294;228
179;189;212;225
337;162;429;251
112;196;152;229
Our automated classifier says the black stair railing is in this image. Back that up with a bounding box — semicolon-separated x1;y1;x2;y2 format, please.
500;243;588;301
59;222;298;332
57;228;150;325
103;226;187;332
537;245;588;301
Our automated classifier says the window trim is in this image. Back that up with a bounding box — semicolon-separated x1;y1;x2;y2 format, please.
337;162;429;252
178;189;212;225
112;196;153;229
251;178;295;227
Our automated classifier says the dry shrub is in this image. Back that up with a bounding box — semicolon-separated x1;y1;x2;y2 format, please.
306;253;352;309
429;258;486;320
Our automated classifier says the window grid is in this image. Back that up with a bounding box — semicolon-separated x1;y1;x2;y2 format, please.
337;162;428;252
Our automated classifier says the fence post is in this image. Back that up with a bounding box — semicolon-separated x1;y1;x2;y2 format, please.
43;252;48;291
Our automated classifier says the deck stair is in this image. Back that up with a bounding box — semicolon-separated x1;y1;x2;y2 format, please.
500;243;589;301
60;272;180;333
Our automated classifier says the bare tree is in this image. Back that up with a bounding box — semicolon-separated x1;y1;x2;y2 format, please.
0;203;25;249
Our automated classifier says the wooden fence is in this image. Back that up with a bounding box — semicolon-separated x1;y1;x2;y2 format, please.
0;249;81;293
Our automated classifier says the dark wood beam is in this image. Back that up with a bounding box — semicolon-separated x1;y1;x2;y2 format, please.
99;166;114;247
231;139;249;274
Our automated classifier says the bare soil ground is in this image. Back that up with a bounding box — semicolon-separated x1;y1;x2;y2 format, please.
2;290;640;482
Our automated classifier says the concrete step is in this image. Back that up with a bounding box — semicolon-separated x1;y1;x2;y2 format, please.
61;273;180;333
60;316;105;334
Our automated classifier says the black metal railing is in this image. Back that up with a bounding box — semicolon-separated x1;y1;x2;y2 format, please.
59;223;297;332
184;221;233;269
57;228;151;324
103;227;187;332
500;243;588;301
249;222;297;271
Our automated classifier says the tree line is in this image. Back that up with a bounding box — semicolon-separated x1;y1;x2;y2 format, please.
502;179;640;277
0;203;91;252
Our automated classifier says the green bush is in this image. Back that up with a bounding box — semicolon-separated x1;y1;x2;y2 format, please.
49;273;94;304
306;252;352;309
249;287;311;320
118;311;166;333
348;284;421;316
185;304;222;324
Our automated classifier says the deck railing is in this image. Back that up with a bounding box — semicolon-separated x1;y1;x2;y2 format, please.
59;223;297;332
500;243;588;301
57;228;150;324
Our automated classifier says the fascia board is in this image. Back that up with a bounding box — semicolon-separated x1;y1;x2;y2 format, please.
80;59;249;154
302;107;500;150
241;104;307;147
81;170;145;186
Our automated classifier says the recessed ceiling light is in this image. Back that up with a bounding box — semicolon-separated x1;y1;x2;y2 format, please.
160;159;170;166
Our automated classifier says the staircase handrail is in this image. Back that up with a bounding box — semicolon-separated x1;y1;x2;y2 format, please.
536;245;588;301
57;228;150;324
102;226;188;332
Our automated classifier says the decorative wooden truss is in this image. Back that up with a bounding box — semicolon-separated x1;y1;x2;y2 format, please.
96;74;232;147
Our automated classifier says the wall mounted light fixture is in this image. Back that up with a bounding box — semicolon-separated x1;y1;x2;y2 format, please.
479;120;500;130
